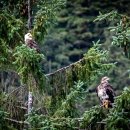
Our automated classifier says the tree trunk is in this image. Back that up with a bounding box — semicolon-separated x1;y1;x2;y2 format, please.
27;91;33;114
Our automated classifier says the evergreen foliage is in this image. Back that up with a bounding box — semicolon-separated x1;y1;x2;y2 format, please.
0;0;66;129
53;81;85;118
1;0;130;129
33;0;66;42
13;45;45;90
25;10;130;130
0;0;66;93
106;87;130;130
42;0;130;108
0;11;24;70
25;86;130;130
25;88;130;130
80;106;106;129
48;42;114;115
0;110;14;130
0;0;66;87
0;92;16;130
94;10;130;58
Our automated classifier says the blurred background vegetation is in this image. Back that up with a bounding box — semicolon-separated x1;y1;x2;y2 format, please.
41;0;130;92
42;0;130;72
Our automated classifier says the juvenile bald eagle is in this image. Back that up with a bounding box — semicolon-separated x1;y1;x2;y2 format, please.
97;76;115;108
24;33;40;52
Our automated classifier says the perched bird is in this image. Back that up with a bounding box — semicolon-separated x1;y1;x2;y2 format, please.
96;76;115;108
24;33;40;52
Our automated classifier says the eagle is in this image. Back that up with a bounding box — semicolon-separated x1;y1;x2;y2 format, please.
24;33;40;52
96;76;115;108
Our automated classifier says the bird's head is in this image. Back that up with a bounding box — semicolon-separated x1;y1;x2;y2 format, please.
101;76;110;84
24;33;33;42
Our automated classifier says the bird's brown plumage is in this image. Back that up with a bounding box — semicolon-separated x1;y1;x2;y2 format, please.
24;33;40;52
97;76;115;108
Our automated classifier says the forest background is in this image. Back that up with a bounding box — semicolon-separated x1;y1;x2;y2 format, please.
43;0;130;92
0;0;130;129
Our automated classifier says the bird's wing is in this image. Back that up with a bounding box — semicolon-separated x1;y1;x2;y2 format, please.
106;85;115;103
29;39;37;45
106;85;115;96
28;39;40;52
